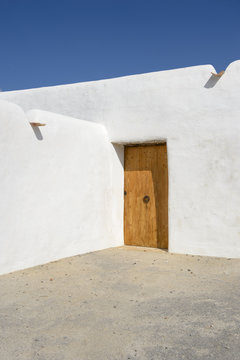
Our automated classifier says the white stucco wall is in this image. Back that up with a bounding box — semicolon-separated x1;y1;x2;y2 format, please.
0;100;123;275
1;61;240;259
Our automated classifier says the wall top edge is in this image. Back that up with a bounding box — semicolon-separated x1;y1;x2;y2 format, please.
0;62;230;95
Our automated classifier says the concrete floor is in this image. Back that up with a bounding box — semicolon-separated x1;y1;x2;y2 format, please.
0;246;240;360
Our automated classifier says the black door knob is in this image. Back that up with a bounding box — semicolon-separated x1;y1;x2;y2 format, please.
143;195;150;204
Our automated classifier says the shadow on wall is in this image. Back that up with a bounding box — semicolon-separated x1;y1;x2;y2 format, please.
31;125;43;140
204;74;222;88
113;144;124;167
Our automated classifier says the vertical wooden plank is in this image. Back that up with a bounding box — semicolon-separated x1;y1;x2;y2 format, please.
155;144;168;249
124;144;168;249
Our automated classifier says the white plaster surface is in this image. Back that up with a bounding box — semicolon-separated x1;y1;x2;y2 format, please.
0;100;123;275
1;61;240;262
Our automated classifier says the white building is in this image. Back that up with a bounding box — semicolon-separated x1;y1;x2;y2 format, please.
0;61;240;275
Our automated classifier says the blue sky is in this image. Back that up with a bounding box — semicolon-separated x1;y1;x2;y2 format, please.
0;0;239;91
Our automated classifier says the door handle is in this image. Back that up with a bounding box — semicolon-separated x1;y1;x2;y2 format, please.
143;195;150;204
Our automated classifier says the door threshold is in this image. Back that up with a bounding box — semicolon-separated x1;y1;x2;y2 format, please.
119;245;168;253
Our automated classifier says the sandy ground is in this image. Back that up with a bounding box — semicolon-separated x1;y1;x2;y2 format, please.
0;246;240;360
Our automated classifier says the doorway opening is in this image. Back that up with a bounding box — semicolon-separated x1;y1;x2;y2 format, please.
124;143;168;249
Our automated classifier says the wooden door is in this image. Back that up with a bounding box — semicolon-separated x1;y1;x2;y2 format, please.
124;144;168;249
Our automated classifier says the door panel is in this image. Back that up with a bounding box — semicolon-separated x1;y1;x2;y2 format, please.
124;144;168;249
